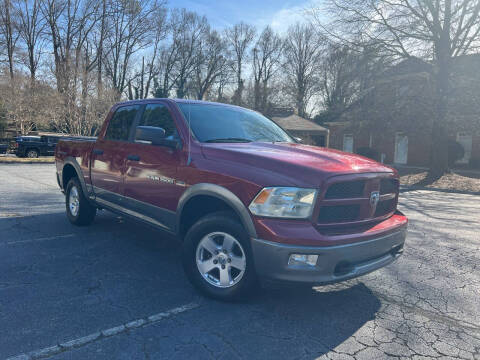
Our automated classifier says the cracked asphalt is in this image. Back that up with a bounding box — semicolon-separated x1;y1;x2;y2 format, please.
0;163;479;360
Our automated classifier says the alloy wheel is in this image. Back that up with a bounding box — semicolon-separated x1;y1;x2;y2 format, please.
68;186;80;217
196;232;246;288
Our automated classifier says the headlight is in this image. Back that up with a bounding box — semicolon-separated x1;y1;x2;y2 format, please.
249;187;317;219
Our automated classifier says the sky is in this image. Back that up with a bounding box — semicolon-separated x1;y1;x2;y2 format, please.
170;0;313;32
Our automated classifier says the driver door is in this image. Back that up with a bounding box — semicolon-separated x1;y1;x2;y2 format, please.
121;102;183;232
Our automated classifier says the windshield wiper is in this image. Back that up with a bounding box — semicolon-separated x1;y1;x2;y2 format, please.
205;138;252;143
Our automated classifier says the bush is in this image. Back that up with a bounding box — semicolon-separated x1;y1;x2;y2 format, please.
355;147;381;161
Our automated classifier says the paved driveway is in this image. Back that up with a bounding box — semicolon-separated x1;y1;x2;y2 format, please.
0;164;479;360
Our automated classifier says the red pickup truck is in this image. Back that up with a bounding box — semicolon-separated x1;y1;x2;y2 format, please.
55;99;407;301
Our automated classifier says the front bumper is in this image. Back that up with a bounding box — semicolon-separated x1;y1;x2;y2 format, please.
251;228;406;284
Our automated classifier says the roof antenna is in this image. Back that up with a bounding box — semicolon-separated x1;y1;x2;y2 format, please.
187;102;192;166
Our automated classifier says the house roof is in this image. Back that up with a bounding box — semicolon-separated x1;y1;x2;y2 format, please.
382;57;432;77
382;54;480;78
272;114;329;134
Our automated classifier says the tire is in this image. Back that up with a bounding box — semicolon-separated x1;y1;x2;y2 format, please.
65;177;96;226
26;149;39;158
182;211;258;301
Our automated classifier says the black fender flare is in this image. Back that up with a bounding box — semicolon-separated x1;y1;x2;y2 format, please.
61;157;91;199
176;183;257;239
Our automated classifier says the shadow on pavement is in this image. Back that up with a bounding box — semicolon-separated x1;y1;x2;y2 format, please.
1;210;381;359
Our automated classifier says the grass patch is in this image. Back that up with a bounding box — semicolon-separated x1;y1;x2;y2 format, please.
0;156;55;164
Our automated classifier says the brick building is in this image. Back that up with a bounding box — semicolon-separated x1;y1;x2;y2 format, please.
326;55;480;168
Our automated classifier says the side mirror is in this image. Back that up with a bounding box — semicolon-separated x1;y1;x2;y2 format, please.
294;137;303;143
135;126;180;149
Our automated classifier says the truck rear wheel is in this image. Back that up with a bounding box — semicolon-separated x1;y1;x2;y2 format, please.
26;149;39;158
65;178;96;226
182;212;257;301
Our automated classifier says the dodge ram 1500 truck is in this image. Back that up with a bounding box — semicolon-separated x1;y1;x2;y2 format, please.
55;99;407;301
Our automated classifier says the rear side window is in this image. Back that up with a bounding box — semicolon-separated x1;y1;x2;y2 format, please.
138;104;178;140
105;105;139;141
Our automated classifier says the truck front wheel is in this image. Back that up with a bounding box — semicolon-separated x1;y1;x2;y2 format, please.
182;212;257;301
65;178;96;226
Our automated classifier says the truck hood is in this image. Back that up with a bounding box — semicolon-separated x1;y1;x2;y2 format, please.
201;142;395;187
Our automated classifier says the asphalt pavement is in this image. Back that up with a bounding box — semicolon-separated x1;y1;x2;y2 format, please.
0;164;479;359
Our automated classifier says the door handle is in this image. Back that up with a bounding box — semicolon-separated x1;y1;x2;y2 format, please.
93;149;104;155
127;154;140;161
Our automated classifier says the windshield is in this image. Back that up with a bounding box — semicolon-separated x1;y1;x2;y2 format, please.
177;103;294;143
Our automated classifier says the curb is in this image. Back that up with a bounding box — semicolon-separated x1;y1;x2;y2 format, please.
400;186;480;196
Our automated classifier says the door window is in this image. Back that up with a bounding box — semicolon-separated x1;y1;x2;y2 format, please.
137;104;179;140
105;105;139;141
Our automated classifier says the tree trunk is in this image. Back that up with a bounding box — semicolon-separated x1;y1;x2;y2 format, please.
3;0;14;79
261;80;268;113
428;1;452;179
428;63;450;178
233;66;243;105
253;80;261;111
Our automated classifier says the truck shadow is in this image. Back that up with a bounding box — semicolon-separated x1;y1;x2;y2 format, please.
194;282;381;358
0;210;381;359
107;214;382;358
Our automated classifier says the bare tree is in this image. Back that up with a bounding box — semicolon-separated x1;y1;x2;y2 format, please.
0;0;18;79
225;22;255;105
40;0;102;136
169;8;208;99
191;29;228;100
311;0;480;176
127;4;168;100
14;0;46;82
95;0;106;96
252;26;282;113
41;0;100;94
214;65;233;102
320;46;357;114
103;0;160;98
0;73;59;134
282;23;323;118
152;44;179;98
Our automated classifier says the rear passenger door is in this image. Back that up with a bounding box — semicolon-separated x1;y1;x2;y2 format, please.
90;105;140;206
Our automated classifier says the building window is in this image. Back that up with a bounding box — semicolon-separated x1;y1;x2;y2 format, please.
343;134;354;153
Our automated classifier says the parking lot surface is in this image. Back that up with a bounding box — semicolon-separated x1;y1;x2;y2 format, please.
0;164;479;360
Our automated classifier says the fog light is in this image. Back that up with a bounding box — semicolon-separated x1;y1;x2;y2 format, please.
288;254;318;267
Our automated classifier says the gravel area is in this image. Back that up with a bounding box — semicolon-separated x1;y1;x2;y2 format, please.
400;171;480;193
